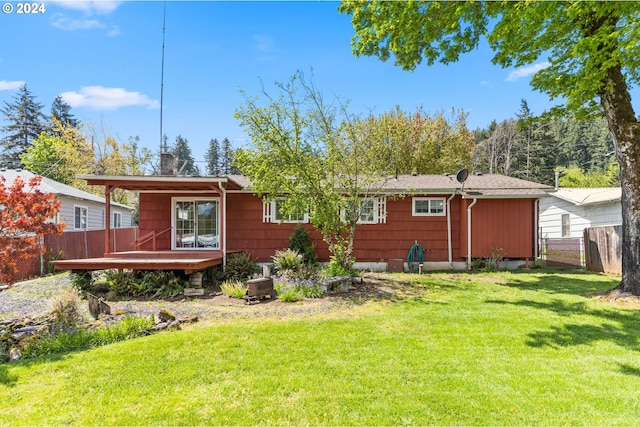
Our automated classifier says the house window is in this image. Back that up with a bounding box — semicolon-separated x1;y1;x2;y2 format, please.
412;197;446;216
264;198;309;223
343;197;387;225
74;206;88;229
113;212;122;228
561;213;570;237
173;198;219;249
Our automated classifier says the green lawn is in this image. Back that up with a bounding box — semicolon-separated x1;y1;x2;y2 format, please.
2;270;640;425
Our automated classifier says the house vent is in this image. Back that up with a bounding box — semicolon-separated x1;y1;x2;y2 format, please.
160;152;175;176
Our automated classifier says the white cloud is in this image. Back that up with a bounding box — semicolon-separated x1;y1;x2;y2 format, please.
49;1;122;15
0;80;25;91
60;86;160;110
51;16;105;31
506;62;550;82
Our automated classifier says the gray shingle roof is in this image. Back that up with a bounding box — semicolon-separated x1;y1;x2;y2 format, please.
0;169;133;210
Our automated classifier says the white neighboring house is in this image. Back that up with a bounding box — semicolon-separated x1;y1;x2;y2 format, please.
539;187;621;239
0;169;134;231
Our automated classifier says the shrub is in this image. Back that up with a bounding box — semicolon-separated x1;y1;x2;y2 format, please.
323;256;355;278
49;286;84;325
70;270;93;294
272;249;304;277
220;280;247;298
225;252;259;280
137;270;186;298
289;225;317;266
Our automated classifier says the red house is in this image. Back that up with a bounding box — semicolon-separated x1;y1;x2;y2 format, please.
52;171;551;273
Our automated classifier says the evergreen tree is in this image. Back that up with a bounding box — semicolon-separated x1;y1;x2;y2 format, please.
172;134;196;175
0;84;48;168
205;138;220;175
221;137;232;174
50;95;78;129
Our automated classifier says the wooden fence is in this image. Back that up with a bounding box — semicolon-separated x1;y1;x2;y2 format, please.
584;225;622;275
11;227;138;282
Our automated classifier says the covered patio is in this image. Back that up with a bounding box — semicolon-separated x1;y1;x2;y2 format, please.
51;173;247;274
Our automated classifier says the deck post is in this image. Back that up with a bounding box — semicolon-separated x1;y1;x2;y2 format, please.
104;185;116;255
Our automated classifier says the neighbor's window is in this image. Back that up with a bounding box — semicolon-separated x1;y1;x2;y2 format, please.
74;206;88;229
113;211;122;228
412;197;446;216
561;213;570;237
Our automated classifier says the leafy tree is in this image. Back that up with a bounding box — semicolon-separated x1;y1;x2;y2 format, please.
0;174;64;285
557;163;620;188
205;138;221;175
50;95;78;129
340;1;640;294
235;71;396;270
20;119;94;187
355;106;473;175
172;135;197;175
0;84;48;168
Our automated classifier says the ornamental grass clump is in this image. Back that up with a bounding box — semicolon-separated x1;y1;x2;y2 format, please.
49;285;84;325
272;249;304;277
220;280;247;298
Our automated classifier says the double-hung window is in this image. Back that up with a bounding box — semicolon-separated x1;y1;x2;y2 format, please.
412;197;446;216
74;206;88;229
113;212;122;228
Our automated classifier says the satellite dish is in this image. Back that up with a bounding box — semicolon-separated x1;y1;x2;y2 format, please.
456;168;469;184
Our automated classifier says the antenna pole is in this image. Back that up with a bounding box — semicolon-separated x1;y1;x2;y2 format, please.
159;0;167;155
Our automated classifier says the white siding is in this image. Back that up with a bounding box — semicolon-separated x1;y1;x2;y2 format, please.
58;196;133;231
539;196;621;239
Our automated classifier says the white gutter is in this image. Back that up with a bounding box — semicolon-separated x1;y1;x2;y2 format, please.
446;191;456;269
219;182;227;266
467;198;478;270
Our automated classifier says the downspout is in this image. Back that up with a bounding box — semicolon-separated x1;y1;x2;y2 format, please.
466;198;478;270
534;199;540;260
446;191;456;269
219;182;227;266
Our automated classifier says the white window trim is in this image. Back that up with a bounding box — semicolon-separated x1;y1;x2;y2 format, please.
171;197;220;250
263;198;309;224
561;213;570;237
341;197;387;225
74;205;88;230
412;197;446;217
113;211;122;228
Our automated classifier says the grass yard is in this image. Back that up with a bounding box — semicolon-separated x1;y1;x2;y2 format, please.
2;270;640;425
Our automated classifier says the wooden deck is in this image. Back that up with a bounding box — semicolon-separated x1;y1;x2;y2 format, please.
51;251;228;274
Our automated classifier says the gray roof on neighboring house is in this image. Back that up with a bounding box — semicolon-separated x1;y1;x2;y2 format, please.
0;169;133;210
547;187;621;206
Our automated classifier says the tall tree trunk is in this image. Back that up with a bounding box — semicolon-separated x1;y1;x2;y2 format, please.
600;64;640;294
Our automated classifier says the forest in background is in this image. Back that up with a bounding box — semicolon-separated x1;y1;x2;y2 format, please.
0;85;619;199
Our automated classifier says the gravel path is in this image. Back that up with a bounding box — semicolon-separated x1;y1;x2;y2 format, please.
0;272;384;324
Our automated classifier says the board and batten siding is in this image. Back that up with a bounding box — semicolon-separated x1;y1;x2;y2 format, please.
461;198;536;259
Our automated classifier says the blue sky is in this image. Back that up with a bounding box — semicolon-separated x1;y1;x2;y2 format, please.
1;1;633;168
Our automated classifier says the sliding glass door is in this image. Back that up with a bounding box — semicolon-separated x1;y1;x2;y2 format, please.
173;198;219;249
